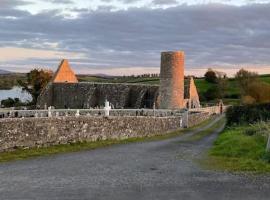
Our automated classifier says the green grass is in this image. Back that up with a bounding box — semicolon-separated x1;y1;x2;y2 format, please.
0;116;217;163
203;124;270;173
188;117;226;141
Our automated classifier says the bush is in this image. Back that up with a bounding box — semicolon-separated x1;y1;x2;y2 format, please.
1;98;25;108
226;103;270;125
204;69;217;83
224;93;240;99
204;86;221;100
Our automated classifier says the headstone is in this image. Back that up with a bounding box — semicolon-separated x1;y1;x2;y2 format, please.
75;110;80;117
104;100;111;117
48;106;52;118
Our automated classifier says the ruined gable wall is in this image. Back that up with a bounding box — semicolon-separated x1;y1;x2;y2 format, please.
189;78;200;108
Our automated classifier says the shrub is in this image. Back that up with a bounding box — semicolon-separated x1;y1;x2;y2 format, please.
204;86;220;100
226;103;270;125
1;98;25;108
204;69;217;83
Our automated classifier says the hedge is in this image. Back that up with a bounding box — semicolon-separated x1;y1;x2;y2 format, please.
226;103;270;125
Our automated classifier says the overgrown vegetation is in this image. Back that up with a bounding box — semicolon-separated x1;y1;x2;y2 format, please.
205;103;270;173
226;103;270;125
207;124;270;173
235;69;270;104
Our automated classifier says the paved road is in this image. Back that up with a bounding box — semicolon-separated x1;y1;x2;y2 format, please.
0;116;270;200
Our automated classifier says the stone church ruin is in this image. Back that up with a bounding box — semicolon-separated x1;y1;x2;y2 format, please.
37;51;200;109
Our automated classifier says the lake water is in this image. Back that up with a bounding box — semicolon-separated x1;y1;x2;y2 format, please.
0;87;32;102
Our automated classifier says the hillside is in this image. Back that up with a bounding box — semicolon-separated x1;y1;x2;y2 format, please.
0;69;12;75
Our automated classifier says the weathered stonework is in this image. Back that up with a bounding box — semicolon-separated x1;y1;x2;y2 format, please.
0;112;211;152
37;83;159;109
38;52;200;109
159;51;185;109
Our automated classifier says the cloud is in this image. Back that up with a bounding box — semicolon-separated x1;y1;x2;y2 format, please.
152;0;178;5
0;3;270;76
0;47;86;62
47;0;74;4
0;0;32;8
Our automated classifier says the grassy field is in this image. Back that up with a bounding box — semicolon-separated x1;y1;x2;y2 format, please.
204;124;270;173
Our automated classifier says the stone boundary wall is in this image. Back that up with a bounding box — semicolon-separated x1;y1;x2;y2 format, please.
0;112;212;152
188;112;212;127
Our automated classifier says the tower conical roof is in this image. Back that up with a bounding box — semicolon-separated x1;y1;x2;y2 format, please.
52;59;78;83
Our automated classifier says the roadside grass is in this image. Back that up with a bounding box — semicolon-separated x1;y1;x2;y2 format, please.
188;117;226;141
203;125;270;173
0;116;217;163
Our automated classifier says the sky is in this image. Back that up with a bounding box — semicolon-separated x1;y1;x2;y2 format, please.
0;0;270;76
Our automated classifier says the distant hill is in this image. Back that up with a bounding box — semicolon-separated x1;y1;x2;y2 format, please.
0;69;12;75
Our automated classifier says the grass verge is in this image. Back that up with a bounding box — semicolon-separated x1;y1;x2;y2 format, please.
202;124;270;173
188;117;226;141
0;115;217;163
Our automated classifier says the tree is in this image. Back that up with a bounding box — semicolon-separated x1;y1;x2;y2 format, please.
204;86;221;101
18;69;53;105
235;68;258;95
204;68;218;83
216;76;228;99
235;69;270;104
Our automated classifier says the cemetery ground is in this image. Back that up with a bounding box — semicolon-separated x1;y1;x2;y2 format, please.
1;115;270;199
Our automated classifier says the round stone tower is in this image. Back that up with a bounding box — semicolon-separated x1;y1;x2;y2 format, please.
159;51;185;109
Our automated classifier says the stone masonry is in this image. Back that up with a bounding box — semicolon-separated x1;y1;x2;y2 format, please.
38;82;159;109
159;51;185;109
38;52;200;109
0;112;211;152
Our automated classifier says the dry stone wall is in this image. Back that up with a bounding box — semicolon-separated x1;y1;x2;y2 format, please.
0;116;181;152
0;112;211;152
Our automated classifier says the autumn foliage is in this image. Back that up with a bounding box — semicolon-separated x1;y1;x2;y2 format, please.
18;69;53;105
